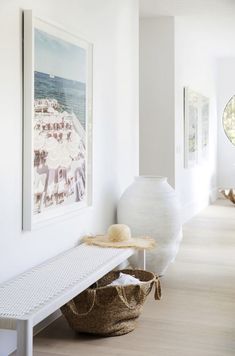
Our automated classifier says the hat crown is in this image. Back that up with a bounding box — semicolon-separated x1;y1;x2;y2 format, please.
107;224;131;242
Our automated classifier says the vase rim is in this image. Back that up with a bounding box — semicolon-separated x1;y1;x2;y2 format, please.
135;175;167;182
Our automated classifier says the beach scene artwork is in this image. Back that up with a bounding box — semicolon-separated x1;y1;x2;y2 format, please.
33;27;89;215
187;89;198;165
184;88;209;168
201;95;210;157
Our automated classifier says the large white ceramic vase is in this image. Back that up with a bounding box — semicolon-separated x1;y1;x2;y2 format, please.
117;176;182;275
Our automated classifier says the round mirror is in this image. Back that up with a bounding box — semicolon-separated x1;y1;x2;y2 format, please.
223;96;235;145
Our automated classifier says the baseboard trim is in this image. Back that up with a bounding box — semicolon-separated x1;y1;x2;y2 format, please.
182;187;218;223
210;187;218;202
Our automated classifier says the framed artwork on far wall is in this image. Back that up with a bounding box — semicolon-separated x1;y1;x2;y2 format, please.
184;87;209;168
200;94;210;159
23;10;93;230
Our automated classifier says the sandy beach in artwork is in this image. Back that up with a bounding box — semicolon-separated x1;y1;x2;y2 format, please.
34;95;86;214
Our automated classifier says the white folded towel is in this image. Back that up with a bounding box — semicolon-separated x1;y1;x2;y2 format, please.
108;273;143;286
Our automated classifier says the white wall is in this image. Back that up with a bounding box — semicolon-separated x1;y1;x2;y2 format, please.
139;16;218;220
174;16;218;221
140;13;235;222
174;14;235;220
217;58;235;188
139;17;175;187
0;0;139;284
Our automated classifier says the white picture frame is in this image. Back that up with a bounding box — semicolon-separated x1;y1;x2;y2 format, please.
23;10;93;231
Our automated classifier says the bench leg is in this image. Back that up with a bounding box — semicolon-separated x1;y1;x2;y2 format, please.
17;320;33;356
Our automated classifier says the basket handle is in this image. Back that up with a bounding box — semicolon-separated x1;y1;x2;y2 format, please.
154;276;162;300
75;289;96;316
116;285;144;310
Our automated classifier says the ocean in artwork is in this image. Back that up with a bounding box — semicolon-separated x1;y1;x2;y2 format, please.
35;71;86;129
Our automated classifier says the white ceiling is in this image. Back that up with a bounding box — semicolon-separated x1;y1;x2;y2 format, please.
139;0;235;17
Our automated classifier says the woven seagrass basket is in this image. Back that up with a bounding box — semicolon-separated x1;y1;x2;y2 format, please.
61;269;161;337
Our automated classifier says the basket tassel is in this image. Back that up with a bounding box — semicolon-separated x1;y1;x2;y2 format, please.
154;276;162;300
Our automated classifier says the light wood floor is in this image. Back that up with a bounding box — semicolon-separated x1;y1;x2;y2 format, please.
33;200;235;356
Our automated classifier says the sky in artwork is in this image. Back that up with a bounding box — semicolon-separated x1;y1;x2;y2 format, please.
35;29;86;83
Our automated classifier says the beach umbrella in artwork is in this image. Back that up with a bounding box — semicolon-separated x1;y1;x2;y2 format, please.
43;137;58;151
46;148;61;169
34;173;46;194
35;180;45;194
67;140;80;157
34;132;45;150
47;182;55;198
70;131;80;144
59;144;73;168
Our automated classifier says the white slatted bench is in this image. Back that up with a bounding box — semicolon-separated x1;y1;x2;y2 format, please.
0;244;145;356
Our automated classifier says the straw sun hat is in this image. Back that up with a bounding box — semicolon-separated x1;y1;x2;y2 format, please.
83;224;156;250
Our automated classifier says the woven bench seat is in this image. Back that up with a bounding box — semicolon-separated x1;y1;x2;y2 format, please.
0;244;144;356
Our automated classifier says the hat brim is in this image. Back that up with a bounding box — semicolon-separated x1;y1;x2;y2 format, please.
83;235;156;250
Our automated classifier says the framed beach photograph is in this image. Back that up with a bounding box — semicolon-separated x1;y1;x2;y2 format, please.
200;95;210;159
184;87;199;168
184;87;210;168
23;10;93;230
